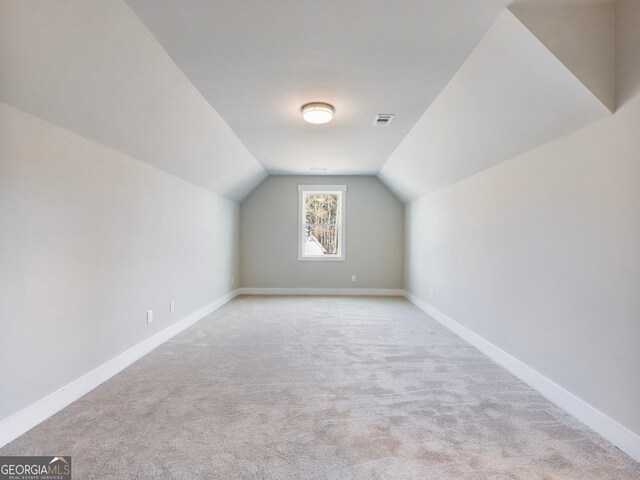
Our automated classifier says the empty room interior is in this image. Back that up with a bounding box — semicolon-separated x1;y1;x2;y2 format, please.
1;0;640;478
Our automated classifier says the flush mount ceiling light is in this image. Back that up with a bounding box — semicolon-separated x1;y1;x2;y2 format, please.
301;102;334;124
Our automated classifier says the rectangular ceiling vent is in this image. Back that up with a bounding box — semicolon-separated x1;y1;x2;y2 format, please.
373;114;394;126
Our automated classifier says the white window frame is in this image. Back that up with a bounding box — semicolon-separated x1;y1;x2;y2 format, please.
298;185;347;262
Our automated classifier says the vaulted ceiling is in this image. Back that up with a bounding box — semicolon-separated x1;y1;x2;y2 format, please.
125;0;509;176
380;4;614;201
0;0;615;203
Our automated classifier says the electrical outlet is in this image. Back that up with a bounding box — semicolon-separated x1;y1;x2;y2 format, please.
147;310;153;324
169;301;175;313
351;275;357;282
430;288;435;298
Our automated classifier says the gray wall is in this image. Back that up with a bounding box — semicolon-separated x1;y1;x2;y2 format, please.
404;0;640;436
240;176;403;289
0;102;239;421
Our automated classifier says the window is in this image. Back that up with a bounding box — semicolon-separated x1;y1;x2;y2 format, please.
298;185;346;261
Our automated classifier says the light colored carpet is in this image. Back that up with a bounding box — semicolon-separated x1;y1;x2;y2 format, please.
2;295;639;479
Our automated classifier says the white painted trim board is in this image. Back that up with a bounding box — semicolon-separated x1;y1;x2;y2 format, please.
237;287;405;296
3;287;638;464
0;289;240;448
403;290;640;463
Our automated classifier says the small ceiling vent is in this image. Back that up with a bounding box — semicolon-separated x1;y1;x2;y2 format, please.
373;114;394;126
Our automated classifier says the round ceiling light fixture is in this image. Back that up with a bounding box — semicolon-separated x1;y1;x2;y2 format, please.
301;102;335;124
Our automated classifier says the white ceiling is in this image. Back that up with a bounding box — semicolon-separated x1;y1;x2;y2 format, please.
0;0;616;203
509;0;615;110
0;0;267;201
379;8;612;202
126;0;509;176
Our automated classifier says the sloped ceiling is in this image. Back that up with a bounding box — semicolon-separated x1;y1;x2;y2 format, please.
379;4;614;203
0;0;267;201
125;0;509;176
0;1;616;204
509;0;615;111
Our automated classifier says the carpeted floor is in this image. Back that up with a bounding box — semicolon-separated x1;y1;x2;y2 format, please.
2;295;639;479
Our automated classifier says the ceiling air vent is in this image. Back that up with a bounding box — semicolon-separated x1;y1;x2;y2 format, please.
373;114;394;126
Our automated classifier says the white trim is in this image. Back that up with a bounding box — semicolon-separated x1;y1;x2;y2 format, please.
403;290;640;463
298;186;346;262
238;287;404;296
4;288;637;463
0;289;240;448
297;255;345;262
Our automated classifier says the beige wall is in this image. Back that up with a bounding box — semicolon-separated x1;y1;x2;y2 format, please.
404;0;640;436
240;176;403;289
0;102;239;421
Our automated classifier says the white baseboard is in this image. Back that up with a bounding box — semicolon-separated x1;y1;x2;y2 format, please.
404;291;640;463
4;288;638;463
238;287;405;296
0;289;240;449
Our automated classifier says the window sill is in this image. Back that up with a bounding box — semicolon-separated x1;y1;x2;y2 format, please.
298;256;345;262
